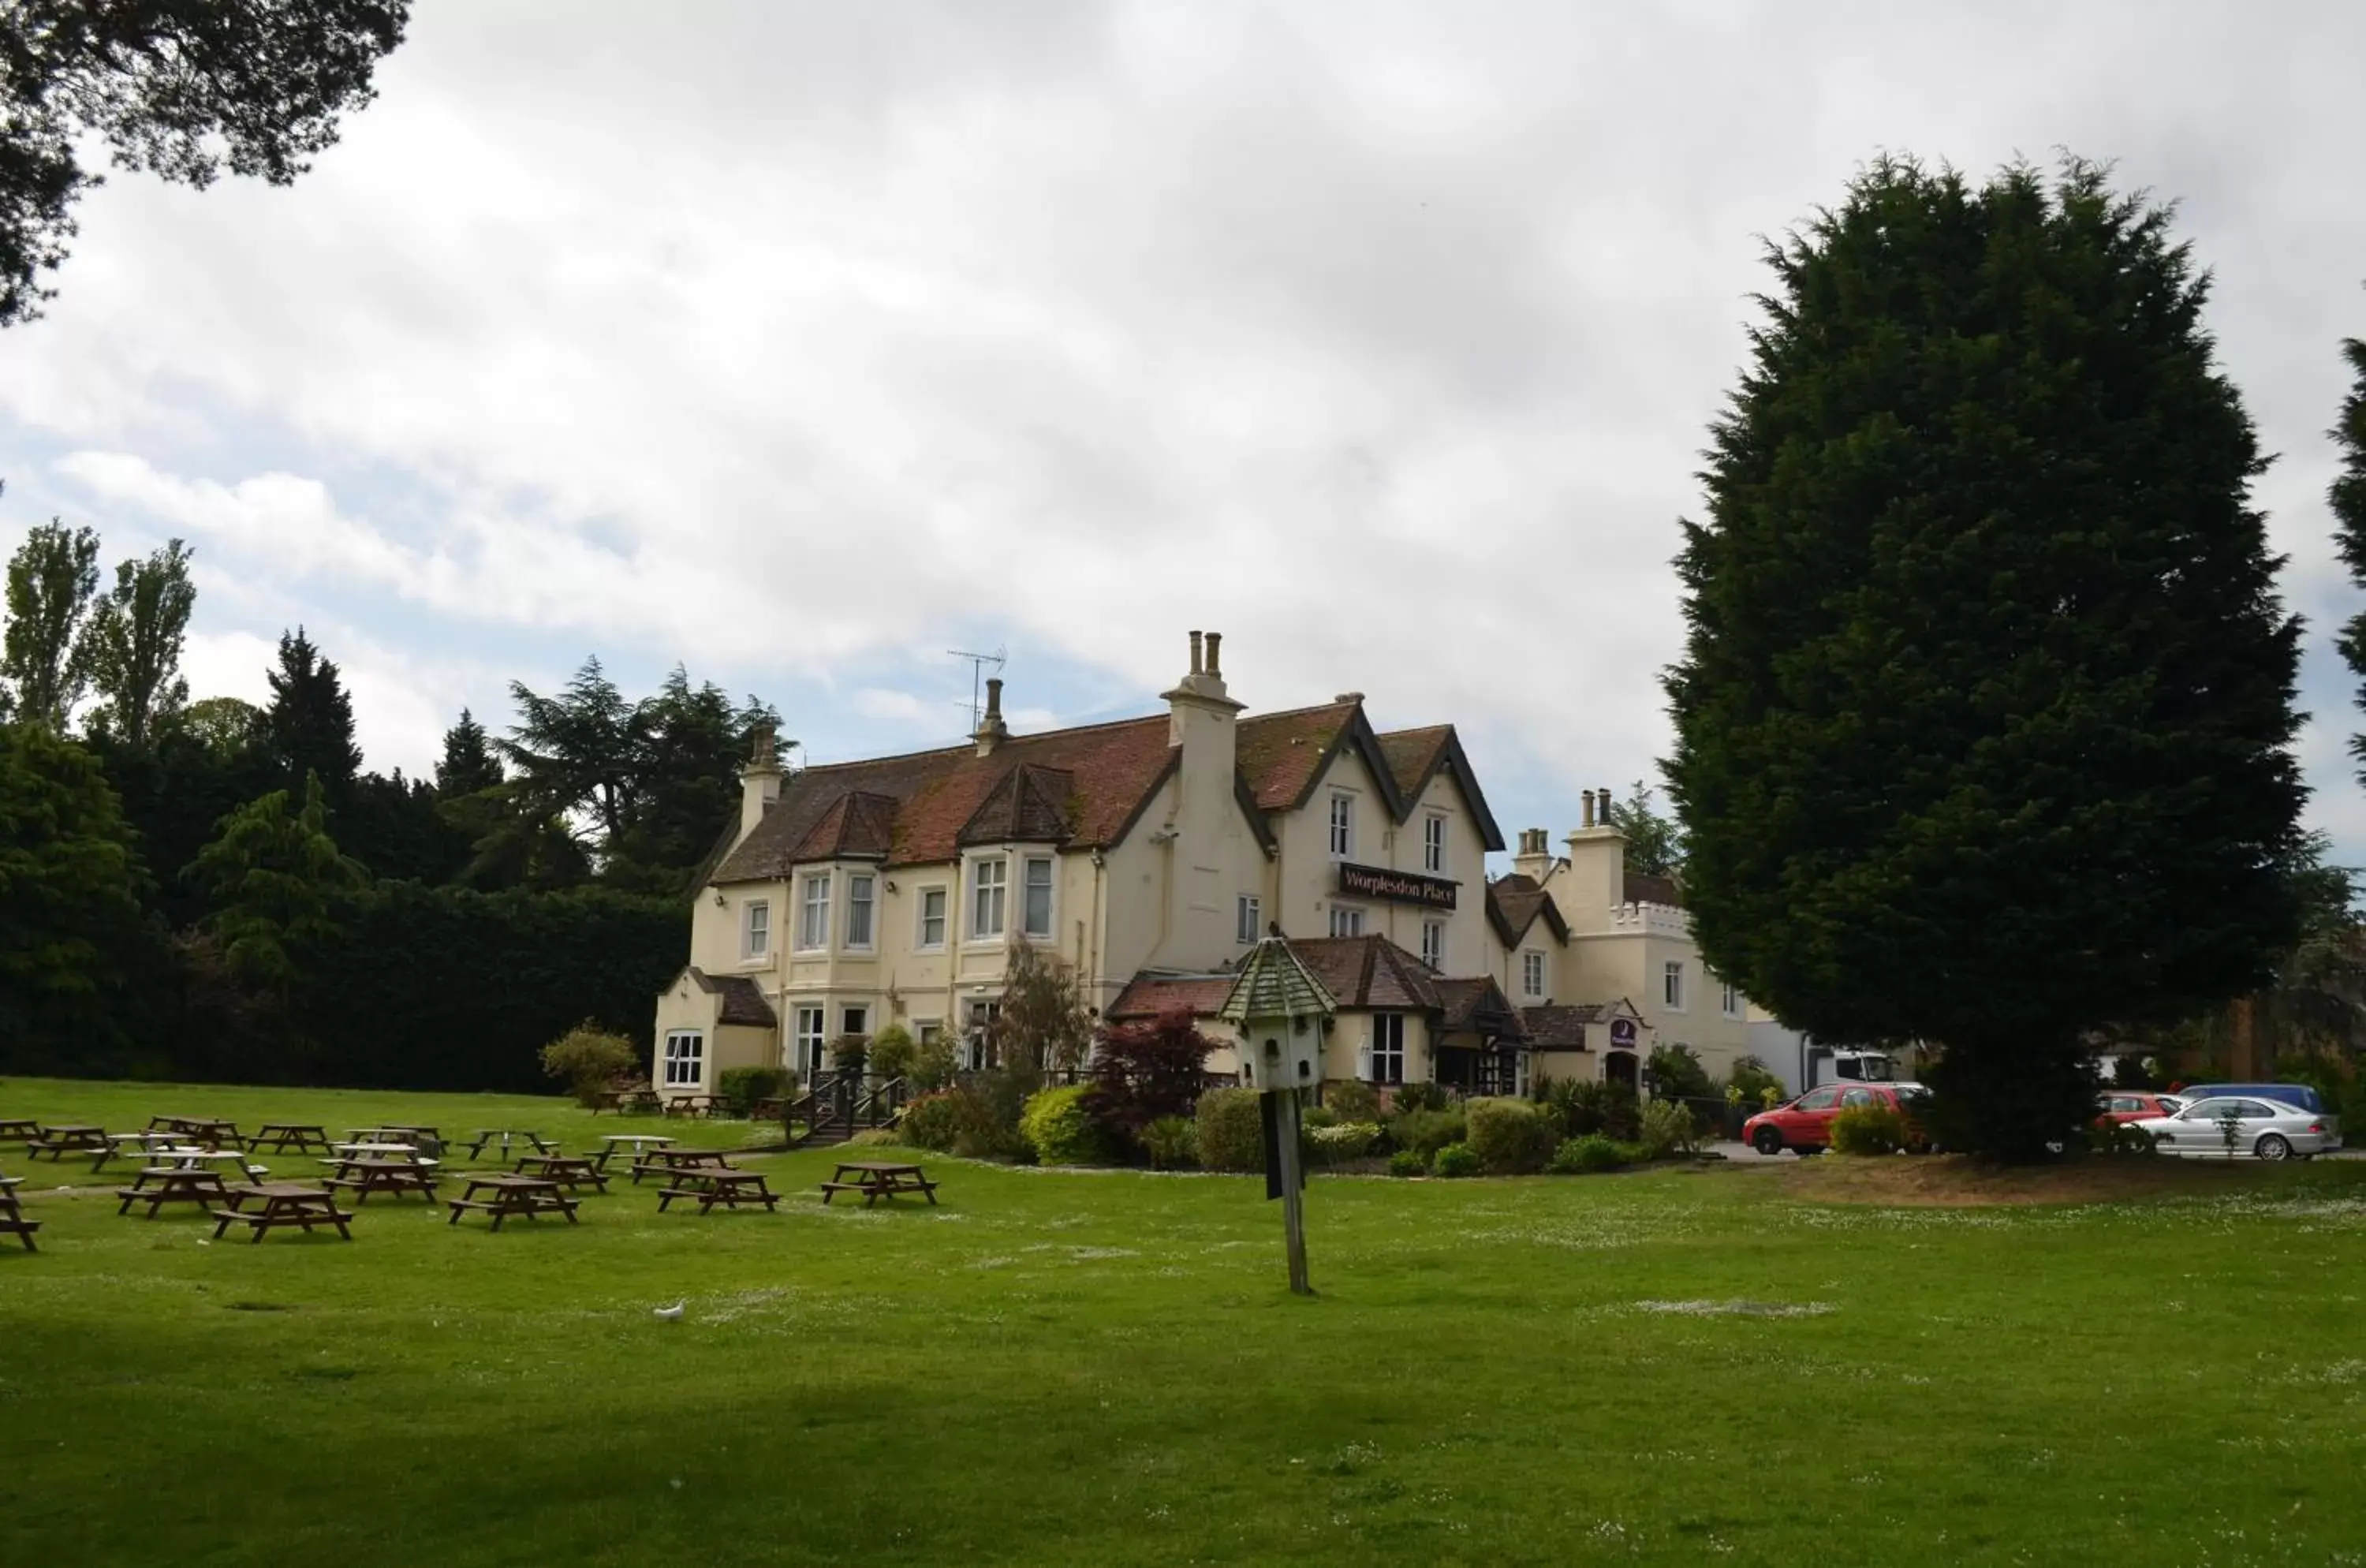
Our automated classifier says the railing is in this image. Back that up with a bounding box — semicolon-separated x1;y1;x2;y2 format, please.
783;1073;909;1146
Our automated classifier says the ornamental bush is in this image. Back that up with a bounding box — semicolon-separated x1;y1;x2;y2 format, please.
715;1066;785;1118
1141;1114;1197;1170
1387;1148;1426;1178
538;1021;638;1107
1829;1102;1910;1155
1195;1087;1266;1173
1550;1133;1627;1174
909;1032;960;1092
1390;1081;1450;1114
1308;1122;1382;1165
1084;1009;1211;1155
897;1091;964;1152
868;1024;917;1083
1327;1079;1384;1122
1637;1099;1704;1160
1465;1097;1555;1174
1388;1105;1467;1160
1430;1141;1480;1178
1020;1084;1110;1166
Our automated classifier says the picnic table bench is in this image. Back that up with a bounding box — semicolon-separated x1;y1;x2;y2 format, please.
656;1168;778;1215
0;1174;36;1252
447;1174;580;1230
589;1133;673;1175
323;1157;439;1204
512;1153;609;1193
464;1129;555;1161
820;1161;940;1208
631;1146;735;1185
26;1126;106;1162
250;1123;333;1155
115;1165;234;1218
212;1183;353;1243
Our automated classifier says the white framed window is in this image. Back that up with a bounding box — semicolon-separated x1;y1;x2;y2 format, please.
797;872;831;950
915;1020;942;1046
842;1004;868;1039
916;886;948;950
1021;856;1054;939
1521;950;1546;999
845;873;875;950
1423;813;1446;874
970;857;1007;940
1720;980;1741;1018
1329;904;1365;938
1329;793;1354;858
662;1030;703;1087
1420;919;1445;969
965;999;1002;1070
1361;1014;1405;1085
1236;894;1261;944
793;1006;827;1078
741;900;770;961
1663;960;1685;1011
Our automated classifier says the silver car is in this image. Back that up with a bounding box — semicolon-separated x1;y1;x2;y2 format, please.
2129;1096;2334;1161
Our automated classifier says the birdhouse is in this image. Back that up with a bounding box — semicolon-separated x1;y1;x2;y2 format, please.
1219;935;1336;1093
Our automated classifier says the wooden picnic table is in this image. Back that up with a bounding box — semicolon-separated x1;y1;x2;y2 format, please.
0;1118;40;1142
91;1132;176;1172
147;1116;244;1148
323;1157;439;1204
591;1085;662;1115
512;1152;610;1193
464;1129;554;1161
656;1168;778;1215
663;1094;722;1119
115;1165;234;1218
136;1147;271;1182
446;1174;580;1230
26;1126;106;1162
592;1133;674;1173
631;1146;734;1185
250;1123;333;1154
1;1174;36;1252
213;1183;353;1243
820;1161;940;1208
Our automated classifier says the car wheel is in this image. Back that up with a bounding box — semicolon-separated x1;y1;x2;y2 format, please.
2116;1125;2155;1155
2256;1133;2293;1162
1752;1126;1786;1157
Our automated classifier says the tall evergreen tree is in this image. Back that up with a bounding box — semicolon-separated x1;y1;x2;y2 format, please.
1;517;100;728
435;707;503;796
499;656;640;851
185;771;366;990
1605;780;1685;879
1664;155;2304;1159
263;626;362;796
84;538;196;746
2332;331;2366;778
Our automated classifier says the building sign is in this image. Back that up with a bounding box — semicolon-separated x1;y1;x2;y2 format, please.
1609;1017;1637;1048
1336;862;1457;910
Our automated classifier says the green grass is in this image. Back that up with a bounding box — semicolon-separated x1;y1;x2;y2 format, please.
6;1076;2366;1564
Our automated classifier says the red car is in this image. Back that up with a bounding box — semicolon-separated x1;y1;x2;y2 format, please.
1743;1083;1927;1155
2097;1091;2184;1124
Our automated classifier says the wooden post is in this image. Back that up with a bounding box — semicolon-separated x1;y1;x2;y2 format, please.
2230;995;2257;1081
1274;1089;1312;1296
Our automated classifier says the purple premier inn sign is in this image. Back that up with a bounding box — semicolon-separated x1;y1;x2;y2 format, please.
1335;862;1457;910
1610;1017;1637;1047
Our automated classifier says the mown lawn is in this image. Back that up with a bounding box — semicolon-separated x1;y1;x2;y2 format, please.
5;1077;2366;1565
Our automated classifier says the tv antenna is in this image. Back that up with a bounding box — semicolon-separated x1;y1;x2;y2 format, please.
948;645;1007;732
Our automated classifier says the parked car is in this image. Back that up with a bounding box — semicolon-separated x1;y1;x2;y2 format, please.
1743;1083;1928;1155
2097;1091;2184;1124
2174;1083;2339;1145
2129;1096;2335;1161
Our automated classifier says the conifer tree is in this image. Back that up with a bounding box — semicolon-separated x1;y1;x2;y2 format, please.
2331;331;2366;777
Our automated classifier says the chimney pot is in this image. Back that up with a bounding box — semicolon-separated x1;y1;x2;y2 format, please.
1334;691;1364;704
1581;790;1596;829
1189;630;1204;675
1204;632;1223;677
985;677;1003;719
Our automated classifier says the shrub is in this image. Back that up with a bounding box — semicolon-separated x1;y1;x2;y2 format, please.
868;1024;917;1082
1308;1122;1382;1165
1646;1043;1714;1101
1195;1087;1267;1173
898;1092;964;1152
1829;1102;1910;1155
1020;1084;1110;1165
1564;1080;1641;1138
1465;1097;1555;1174
1388;1104;1467;1160
938;1067;1037;1160
1550;1133;1627;1174
910;1033;960;1092
1084;1010;1211;1155
1726;1053;1785;1103
1327;1079;1384;1122
847;1127;902;1148
1387;1148;1427;1178
715;1066;786;1118
538;1021;639;1107
1141;1114;1197;1170
1636;1099;1703;1160
829;1033;870;1078
1390;1081;1449;1114
1534;1077;1580;1137
1430;1141;1480;1178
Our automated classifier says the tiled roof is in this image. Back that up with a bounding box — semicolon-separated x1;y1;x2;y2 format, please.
712;715;1176;882
1221;937;1339;1022
1486;874;1569;947
1375;726;1451;799
790;790;900;862
1435;976;1522;1039
1288;935;1444;1012
1234;701;1360;810
1625;871;1683;908
1519;1003;1602;1048
958;763;1076;846
1106;973;1239;1021
687;967;778;1029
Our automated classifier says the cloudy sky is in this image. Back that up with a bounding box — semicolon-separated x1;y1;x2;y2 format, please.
4;1;2364;862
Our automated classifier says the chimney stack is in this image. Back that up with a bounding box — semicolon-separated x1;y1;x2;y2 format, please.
1513;827;1553;883
1204;632;1223;678
973;676;1009;756
1580;790;1596;829
738;723;784;842
1189;629;1204;675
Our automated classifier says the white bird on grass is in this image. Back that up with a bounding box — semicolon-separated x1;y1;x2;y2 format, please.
653;1301;685;1321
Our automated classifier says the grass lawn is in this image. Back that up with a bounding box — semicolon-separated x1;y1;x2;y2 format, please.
6;1077;2366;1564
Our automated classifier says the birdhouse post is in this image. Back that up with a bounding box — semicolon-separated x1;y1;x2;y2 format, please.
1219;933;1337;1296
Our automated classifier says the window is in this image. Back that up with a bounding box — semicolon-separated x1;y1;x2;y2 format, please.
1840;1087;1878;1107
1662;960;1685;1010
971;857;1007;939
842;1005;868;1039
797;873;831;950
845;874;875;949
1364;1014;1405;1085
1797;1087;1841;1111
741;900;770;961
1329;904;1365;938
1420;919;1445;969
916;1021;942;1046
1236;894;1261;944
1022;857;1054;939
917;887;948;950
1720;980;1741;1017
662;1030;703;1087
1329;793;1354;858
793;1006;826;1078
965;999;1002;1070
1423;814;1446;873
1521;950;1546;999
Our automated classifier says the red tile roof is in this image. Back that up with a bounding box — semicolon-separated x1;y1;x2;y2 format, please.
1624;871;1684;908
1234;701;1360;810
685;967;778;1029
1375;726;1451;798
1106;973;1240;1022
1486;873;1569;947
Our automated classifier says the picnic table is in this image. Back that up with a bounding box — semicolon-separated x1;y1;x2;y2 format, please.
591;1086;662;1115
655;1168;779;1215
446;1174;580;1230
820;1161;940;1208
91;1132;177;1172
0;1174;36;1252
463;1129;555;1161
592;1133;673;1173
250;1123;333;1155
212;1183;353;1243
147;1116;244;1148
26;1126;106;1162
632;1146;735;1185
323;1157;439;1204
512;1152;610;1193
0;1118;40;1142
140;1146;271;1182
663;1094;722;1119
115;1165;234;1218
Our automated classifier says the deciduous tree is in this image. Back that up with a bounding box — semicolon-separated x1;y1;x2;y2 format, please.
84;537;194;745
1665;155;2304;1159
1;517;99;727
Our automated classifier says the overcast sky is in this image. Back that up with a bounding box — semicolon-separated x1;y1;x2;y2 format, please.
3;1;2363;865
